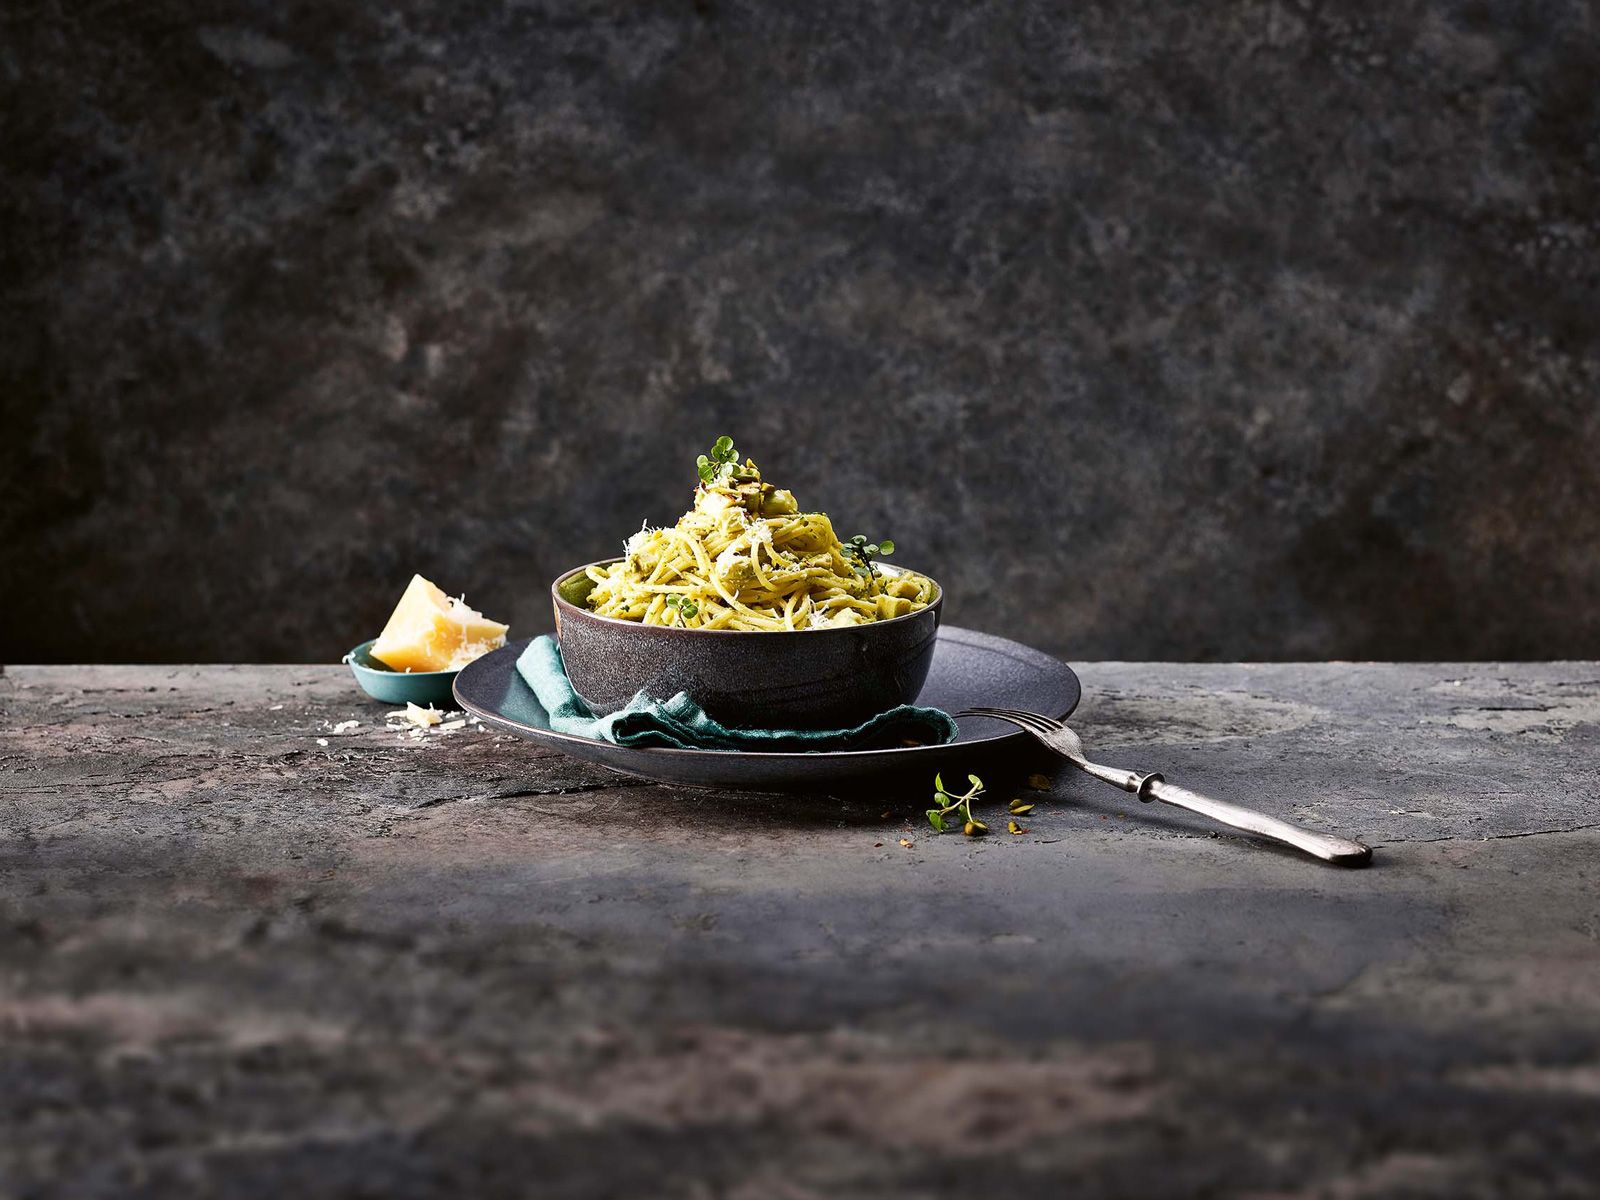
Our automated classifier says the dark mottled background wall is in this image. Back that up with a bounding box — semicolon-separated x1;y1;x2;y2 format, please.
3;0;1597;664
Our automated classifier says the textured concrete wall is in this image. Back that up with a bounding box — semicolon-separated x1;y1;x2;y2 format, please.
3;0;1597;663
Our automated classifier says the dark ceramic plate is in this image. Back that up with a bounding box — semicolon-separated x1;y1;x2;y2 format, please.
453;626;1080;790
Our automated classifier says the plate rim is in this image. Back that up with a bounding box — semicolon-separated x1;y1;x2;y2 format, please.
452;625;1079;764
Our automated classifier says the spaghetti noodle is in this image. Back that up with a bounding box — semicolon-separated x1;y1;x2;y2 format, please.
582;443;936;631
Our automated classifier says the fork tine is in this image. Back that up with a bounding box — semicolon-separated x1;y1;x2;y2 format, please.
958;707;1043;728
958;706;1020;720
966;713;1039;737
961;706;1061;728
957;707;1063;733
955;708;1023;726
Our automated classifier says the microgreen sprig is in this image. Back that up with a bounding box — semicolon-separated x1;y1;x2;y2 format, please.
664;593;699;622
696;435;738;484
927;772;988;836
842;534;895;579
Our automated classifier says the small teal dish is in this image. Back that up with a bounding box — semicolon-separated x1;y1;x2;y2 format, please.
345;638;460;706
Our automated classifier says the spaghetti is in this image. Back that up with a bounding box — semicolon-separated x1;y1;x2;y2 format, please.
582;443;936;631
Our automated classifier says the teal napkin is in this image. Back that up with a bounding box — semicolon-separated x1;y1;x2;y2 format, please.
516;634;957;751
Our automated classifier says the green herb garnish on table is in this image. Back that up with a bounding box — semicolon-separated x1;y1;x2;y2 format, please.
927;772;988;836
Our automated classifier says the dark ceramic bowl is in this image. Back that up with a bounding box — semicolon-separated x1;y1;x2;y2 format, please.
552;559;943;730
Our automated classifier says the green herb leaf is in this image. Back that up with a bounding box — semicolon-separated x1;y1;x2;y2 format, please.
968;774;982;789
841;532;894;579
934;773;944;793
926;809;945;832
698;437;739;482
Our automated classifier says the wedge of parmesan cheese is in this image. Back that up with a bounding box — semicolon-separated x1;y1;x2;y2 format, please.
370;575;509;673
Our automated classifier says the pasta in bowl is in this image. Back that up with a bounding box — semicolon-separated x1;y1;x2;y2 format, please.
580;440;936;631
551;439;943;730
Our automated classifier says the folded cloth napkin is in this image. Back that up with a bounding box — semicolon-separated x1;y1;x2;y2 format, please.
516;635;957;751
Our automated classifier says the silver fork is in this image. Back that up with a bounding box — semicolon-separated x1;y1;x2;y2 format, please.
958;707;1372;866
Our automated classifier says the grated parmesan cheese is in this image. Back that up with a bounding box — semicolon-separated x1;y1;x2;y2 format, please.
403;702;443;728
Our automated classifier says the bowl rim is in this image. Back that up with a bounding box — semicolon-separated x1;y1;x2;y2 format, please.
552;558;943;636
345;637;462;678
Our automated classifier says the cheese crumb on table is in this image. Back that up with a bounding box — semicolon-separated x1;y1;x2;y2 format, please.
383;707;477;742
369;574;509;673
402;702;443;728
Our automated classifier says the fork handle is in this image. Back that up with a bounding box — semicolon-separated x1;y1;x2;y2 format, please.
1140;778;1371;866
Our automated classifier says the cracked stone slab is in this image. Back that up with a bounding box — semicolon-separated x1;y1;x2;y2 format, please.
1065;661;1600;843
3;663;1600;1198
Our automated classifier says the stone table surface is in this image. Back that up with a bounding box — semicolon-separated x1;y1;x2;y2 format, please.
3;662;1599;1199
